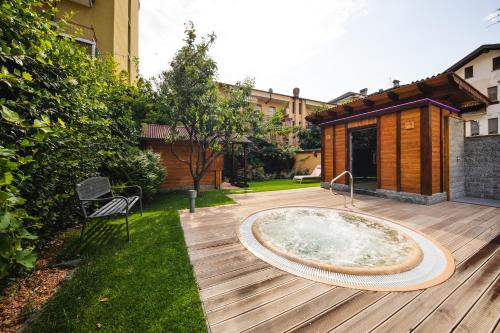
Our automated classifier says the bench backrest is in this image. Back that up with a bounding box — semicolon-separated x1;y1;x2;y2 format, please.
76;177;112;200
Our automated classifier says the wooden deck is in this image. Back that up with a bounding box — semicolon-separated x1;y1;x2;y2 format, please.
180;188;500;333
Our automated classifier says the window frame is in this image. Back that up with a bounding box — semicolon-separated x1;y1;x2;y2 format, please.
464;65;473;79
487;86;498;102
470;120;480;136
493;56;500;71
488;117;498;135
268;106;276;118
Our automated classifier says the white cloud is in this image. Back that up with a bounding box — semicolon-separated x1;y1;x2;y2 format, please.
139;0;367;96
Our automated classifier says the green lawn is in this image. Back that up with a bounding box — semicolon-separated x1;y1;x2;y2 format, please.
26;190;234;333
224;178;320;194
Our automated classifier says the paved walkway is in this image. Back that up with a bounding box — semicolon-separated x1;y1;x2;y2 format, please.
180;187;499;333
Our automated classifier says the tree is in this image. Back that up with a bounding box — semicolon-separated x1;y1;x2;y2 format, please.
298;125;321;149
155;22;257;191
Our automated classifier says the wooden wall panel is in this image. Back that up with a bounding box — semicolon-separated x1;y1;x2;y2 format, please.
322;127;334;182
347;118;377;129
334;124;346;184
431;105;442;194
400;108;421;193
143;141;223;189
379;113;397;190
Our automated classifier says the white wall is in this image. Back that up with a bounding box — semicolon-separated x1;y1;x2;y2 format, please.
454;50;500;136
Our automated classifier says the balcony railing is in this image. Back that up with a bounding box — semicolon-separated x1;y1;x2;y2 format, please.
58;21;98;58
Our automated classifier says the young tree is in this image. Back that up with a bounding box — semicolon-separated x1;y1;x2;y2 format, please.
156;22;257;191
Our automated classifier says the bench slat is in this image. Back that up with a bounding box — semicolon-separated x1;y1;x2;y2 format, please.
89;196;139;218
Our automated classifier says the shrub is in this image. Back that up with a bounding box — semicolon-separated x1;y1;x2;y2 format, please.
102;147;166;201
248;138;297;176
0;1;159;278
298;125;321;149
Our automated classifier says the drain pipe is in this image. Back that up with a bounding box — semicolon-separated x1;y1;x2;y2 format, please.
188;190;197;213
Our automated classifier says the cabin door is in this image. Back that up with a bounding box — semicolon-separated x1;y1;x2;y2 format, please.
349;126;378;190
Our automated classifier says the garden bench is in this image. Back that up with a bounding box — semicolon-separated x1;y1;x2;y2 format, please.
76;177;142;241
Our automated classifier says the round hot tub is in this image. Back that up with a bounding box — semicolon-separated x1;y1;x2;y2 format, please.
238;207;455;291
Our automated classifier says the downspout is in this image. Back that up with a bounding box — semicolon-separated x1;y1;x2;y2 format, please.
127;0;132;83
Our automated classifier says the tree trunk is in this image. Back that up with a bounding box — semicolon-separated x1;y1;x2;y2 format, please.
193;178;200;192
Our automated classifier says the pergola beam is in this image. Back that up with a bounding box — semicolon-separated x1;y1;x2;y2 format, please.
362;98;375;108
387;91;399;102
416;82;433;95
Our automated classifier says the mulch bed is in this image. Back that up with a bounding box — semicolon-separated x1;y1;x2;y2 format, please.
0;239;77;333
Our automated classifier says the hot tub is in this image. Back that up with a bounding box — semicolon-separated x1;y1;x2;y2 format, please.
238;207;455;291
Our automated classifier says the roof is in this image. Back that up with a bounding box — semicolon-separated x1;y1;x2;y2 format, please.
140;124;190;140
306;72;491;126
444;43;500;73
329;91;361;104
218;82;333;106
140;124;251;143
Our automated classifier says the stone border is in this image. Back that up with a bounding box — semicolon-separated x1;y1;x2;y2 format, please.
251;209;423;276
321;182;447;205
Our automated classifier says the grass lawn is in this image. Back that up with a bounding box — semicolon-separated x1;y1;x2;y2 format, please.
26;190;234;333
224;178;320;194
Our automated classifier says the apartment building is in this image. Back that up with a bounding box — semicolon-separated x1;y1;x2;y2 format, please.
54;0;139;83
248;87;332;146
445;44;500;136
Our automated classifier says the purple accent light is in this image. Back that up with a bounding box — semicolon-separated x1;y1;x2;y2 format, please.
318;98;461;127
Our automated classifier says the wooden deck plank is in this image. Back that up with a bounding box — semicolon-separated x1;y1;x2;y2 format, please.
453;278;500;333
179;187;500;333
211;283;333;333
413;252;499;332
203;274;298;312
207;278;314;325
371;239;499;333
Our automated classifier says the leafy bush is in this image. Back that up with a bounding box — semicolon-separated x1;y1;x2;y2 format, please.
102;147;166;201
0;1;159;278
247;138;297;179
298;125;321;149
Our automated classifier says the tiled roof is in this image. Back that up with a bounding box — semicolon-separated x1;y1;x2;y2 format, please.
140;124;190;140
140;123;252;144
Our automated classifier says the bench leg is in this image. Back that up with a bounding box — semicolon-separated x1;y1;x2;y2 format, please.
125;212;130;241
140;198;143;216
80;218;87;239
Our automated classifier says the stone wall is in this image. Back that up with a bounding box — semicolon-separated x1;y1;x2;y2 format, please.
448;117;465;199
464;134;500;200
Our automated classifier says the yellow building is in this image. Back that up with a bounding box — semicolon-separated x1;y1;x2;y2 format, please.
54;0;139;83
247;87;333;146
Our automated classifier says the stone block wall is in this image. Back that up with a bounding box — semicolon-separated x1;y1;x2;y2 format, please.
464;135;500;200
448;117;465;199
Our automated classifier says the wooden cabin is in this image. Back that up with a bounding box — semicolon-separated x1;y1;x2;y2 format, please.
306;73;491;204
140;124;223;190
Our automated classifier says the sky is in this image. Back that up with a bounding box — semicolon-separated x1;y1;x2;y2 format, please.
139;0;499;102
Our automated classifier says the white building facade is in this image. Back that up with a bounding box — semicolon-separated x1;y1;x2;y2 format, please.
447;44;500;136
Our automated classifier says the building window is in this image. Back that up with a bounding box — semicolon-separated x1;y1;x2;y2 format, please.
488;118;498;134
487;86;498;102
470;120;480;136
464;66;473;79
255;104;262;112
268;107;276;117
493;56;500;71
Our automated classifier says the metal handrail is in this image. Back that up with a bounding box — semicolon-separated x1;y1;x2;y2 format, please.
330;171;354;207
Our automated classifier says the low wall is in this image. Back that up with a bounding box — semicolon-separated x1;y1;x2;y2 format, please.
294;149;321;174
464;135;500;200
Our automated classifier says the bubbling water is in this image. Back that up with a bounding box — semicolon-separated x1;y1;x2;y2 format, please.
253;208;420;268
